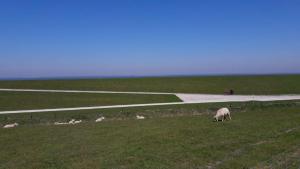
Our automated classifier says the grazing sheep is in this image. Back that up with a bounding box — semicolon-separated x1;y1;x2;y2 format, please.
136;115;145;120
73;120;82;124
68;119;75;124
214;107;231;122
55;119;82;125
54;122;68;125
95;117;105;122
3;123;19;128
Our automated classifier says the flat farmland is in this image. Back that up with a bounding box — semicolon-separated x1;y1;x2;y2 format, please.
0;75;300;94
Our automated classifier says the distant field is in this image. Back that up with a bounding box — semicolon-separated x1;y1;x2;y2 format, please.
0;91;180;111
0;101;300;168
0;75;299;94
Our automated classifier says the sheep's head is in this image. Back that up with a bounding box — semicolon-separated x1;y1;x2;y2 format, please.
213;115;217;121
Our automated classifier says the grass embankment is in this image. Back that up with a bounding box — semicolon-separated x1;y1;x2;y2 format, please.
0;91;180;111
0;101;300;168
0;75;300;94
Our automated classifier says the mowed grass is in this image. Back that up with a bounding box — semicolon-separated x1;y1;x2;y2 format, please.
0;91;181;111
0;74;300;94
0;101;300;168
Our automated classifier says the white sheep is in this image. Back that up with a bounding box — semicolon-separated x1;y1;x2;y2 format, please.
54;119;82;125
54;122;68;125
214;107;231;122
73;120;82;124
68;119;75;124
136;115;145;120
95;116;105;122
3;123;19;128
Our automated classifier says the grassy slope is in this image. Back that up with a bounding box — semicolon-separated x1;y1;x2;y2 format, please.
0;75;300;94
0;101;300;169
0;91;180;111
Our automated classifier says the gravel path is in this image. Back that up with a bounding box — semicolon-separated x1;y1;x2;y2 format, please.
0;88;300;114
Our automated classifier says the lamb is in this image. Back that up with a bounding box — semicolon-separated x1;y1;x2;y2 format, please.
136;115;145;119
95;116;105;122
3;123;19;128
214;107;231;122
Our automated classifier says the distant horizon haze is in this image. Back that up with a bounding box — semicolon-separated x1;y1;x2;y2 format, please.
1;0;300;78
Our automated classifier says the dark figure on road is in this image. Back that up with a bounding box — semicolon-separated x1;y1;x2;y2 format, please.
224;89;234;95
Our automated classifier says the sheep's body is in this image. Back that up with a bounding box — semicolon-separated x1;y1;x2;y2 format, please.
3;123;18;128
136;115;145;119
214;108;231;122
95;117;105;122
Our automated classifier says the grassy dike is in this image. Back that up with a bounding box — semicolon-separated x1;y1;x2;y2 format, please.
0;100;300;168
0;91;181;111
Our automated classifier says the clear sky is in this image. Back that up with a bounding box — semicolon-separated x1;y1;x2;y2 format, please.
0;0;300;78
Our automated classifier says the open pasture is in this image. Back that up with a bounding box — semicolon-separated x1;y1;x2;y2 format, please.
1;75;300;94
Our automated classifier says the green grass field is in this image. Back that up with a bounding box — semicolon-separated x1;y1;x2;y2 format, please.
0;74;300;94
0;91;180;111
0;101;300;169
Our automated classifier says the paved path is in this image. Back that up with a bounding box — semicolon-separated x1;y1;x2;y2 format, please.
1;88;300;114
176;94;300;103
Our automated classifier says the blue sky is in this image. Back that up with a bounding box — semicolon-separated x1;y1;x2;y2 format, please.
0;0;300;78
